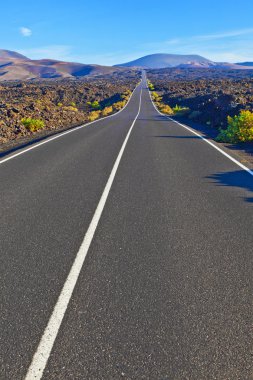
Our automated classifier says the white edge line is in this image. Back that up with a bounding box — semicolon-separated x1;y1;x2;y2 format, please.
0;81;141;165
147;79;253;177
24;86;143;380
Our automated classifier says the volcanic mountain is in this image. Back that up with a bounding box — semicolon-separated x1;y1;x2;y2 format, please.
115;53;250;70
236;62;253;67
115;53;214;69
0;49;127;81
0;50;252;81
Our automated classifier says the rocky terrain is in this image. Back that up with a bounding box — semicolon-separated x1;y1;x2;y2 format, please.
0;72;139;152
147;67;253;80
147;69;253;129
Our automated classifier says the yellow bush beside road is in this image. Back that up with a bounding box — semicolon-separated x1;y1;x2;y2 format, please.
121;90;131;100
88;110;101;121
159;104;174;115
149;82;174;115
87;89;132;122
101;106;113;117
112;101;126;111
217;110;253;143
21;118;45;132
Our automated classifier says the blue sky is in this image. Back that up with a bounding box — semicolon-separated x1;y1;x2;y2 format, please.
1;0;253;65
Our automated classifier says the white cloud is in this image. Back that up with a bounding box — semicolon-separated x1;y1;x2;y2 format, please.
194;51;250;63
195;28;253;41
165;38;181;45
16;27;253;65
140;28;253;63
163;28;253;46
20;27;32;37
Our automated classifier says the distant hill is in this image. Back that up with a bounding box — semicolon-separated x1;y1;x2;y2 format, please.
115;53;251;70
0;49;29;60
0;50;129;81
115;53;213;69
0;49;252;81
236;62;253;67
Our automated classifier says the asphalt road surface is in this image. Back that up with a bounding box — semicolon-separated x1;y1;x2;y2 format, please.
1;73;253;380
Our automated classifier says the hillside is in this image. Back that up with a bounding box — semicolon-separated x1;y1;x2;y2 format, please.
1;50;252;81
237;62;253;67
0;49;29;60
116;53;251;70
0;50;129;81
115;53;213;69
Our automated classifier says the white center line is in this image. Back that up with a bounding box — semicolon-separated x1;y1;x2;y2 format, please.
25;85;143;380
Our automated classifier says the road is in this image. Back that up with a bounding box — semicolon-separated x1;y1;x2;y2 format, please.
1;73;253;379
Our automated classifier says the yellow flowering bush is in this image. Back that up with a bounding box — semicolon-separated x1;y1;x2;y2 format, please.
101;106;113;116
88;110;101;121
217;110;253;143
21;118;45;132
158;104;174;115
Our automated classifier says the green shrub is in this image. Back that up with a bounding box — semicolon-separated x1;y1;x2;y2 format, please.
173;104;190;116
90;101;101;110
21;118;45;132
147;80;155;91
216;110;253;143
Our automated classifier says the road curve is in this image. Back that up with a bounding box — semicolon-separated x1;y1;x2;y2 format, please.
1;73;253;379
